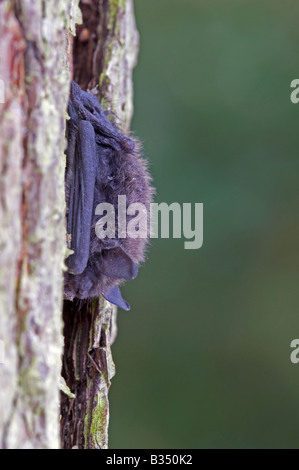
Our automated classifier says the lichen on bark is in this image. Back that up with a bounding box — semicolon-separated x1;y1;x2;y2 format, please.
0;0;80;450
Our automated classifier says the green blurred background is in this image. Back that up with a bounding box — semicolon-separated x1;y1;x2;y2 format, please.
109;0;299;449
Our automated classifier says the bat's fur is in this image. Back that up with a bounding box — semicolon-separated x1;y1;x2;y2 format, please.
64;81;154;310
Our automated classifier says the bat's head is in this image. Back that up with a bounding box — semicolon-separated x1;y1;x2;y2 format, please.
64;241;138;311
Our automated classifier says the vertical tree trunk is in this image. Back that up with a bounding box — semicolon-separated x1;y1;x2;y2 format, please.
0;0;79;449
0;0;138;450
60;0;139;449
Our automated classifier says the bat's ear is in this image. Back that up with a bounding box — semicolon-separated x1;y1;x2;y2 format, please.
102;285;130;311
99;246;138;280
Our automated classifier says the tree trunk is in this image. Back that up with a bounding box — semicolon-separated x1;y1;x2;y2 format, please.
0;0;138;450
0;0;80;449
60;0;139;449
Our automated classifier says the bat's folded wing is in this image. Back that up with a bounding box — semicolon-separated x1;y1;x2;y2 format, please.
66;120;96;275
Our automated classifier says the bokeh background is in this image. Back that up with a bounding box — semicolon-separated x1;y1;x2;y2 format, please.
109;0;299;449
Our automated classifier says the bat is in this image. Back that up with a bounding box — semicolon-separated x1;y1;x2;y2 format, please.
64;81;154;310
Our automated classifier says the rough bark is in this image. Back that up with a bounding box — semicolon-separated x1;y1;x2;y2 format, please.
0;0;80;449
73;0;139;130
60;0;139;449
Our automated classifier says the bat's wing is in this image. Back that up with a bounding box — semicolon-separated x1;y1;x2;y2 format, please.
66;119;96;275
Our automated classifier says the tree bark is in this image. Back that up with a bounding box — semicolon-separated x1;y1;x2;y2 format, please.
0;0;138;450
0;0;80;449
60;0;139;449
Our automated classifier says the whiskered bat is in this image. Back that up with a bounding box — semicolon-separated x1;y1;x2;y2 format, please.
64;81;154;310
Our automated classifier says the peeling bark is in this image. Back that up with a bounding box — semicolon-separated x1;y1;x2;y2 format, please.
73;0;139;130
60;0;139;449
61;299;117;449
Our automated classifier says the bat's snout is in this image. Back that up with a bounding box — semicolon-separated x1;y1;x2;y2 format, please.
75;278;93;299
64;274;93;300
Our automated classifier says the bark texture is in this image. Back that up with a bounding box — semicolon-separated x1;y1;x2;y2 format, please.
0;0;80;449
60;0;139;449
